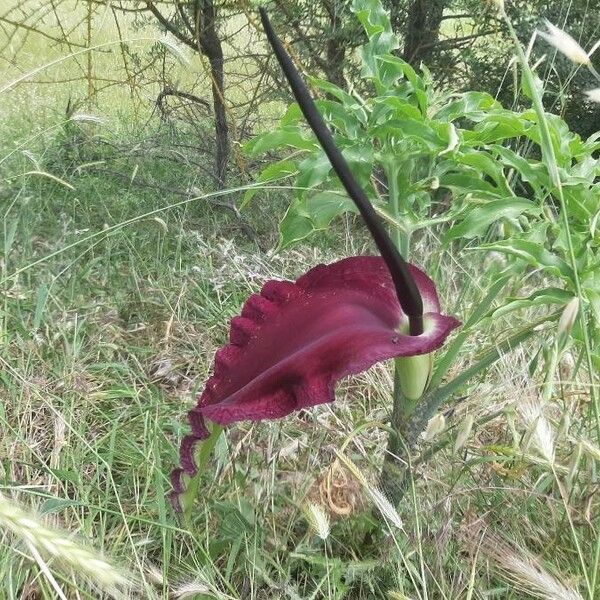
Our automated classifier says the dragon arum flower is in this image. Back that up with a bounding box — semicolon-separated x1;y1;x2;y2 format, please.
169;9;460;511
170;256;459;503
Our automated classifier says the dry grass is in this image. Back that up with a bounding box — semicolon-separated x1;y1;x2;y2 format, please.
0;2;598;598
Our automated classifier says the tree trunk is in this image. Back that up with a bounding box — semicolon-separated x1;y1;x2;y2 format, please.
323;1;347;89
145;1;230;188
194;0;229;188
402;0;446;66
273;0;349;91
325;35;346;89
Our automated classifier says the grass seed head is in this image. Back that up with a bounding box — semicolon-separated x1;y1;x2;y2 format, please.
172;579;212;599
0;493;132;596
462;523;584;600
584;88;600;102
557;297;579;340
304;502;331;540
454;414;474;453
423;413;446;441
538;21;591;65
519;398;555;464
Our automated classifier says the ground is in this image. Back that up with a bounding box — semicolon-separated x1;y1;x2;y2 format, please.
0;4;597;599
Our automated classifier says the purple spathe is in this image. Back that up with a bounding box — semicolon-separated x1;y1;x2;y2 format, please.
171;255;459;502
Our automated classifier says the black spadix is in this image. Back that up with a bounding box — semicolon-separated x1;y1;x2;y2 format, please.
259;8;424;335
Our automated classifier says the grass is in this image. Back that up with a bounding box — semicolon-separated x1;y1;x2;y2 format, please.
1;3;599;599
2;150;596;598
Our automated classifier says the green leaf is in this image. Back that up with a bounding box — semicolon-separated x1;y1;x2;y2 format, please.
372;96;423;123
295;144;374;194
40;497;81;515
455;151;507;189
375;55;427;109
479;239;574;280
48;468;80;484
433;91;499;122
278;191;358;249
309;77;364;116
443;198;540;242
586;289;600;323
491;144;549;194
542;112;581;161
280;102;303;126
429;275;510;390
377;55;422;90
33;282;49;330
466;113;529;144
438;171;500;196
4;219;18;256
490;287;573;319
214;499;255;539
297;152;332;189
521;70;544;102
352;0;399;85
372;118;444;150
244;126;316;156
351;0;398;54
317;99;364;138
278;205;313;250
439;122;459;155
307;192;358;225
242;160;297;207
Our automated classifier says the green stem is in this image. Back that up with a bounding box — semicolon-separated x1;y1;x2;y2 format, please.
380;160;414;502
380;365;416;502
386;161;410;257
542;341;560;405
380;324;539;506
180;425;224;528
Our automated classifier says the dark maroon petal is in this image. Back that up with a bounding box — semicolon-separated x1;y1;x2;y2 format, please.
180;256;459;450
170;468;186;493
179;435;200;476
175;408;211;478
169;469;187;512
188;409;210;439
296;256;441;313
